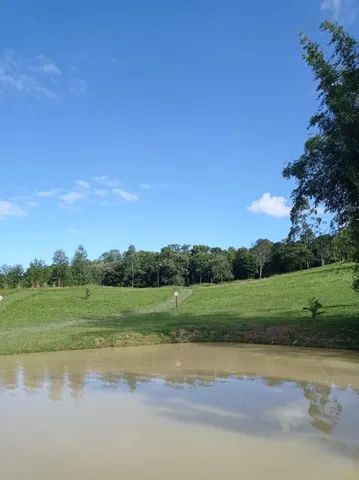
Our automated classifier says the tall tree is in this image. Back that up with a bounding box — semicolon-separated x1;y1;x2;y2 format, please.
71;245;90;285
331;228;355;261
312;234;333;266
123;245;138;287
288;212;316;268
159;245;188;286
208;252;233;284
51;249;70;287
190;245;210;284
251;239;273;279
283;22;359;287
232;248;257;279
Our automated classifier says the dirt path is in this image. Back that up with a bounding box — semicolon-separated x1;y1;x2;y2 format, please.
138;287;193;314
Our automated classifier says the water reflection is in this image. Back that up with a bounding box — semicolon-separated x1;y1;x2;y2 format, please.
1;344;358;394
0;344;358;439
0;344;358;479
303;383;343;435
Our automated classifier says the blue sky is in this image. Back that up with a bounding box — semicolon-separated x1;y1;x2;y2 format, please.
1;0;358;266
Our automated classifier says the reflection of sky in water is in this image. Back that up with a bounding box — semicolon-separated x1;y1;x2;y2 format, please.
0;345;358;463
78;373;359;460
136;378;358;440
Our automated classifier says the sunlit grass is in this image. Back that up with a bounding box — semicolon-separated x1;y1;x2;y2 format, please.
0;263;358;355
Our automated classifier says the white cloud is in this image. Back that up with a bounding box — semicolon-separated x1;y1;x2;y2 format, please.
265;401;307;433
93;175;120;187
0;50;90;101
76;180;90;189
60;191;86;204
32;85;57;100
69;78;87;95
30;55;61;76
139;182;168;190
139;183;152;190
94;189;107;197
0;200;25;217
0;68;30;91
0;50;59;100
36;189;61;198
112;188;139;202
248;192;291;218
15;177;140;213
321;0;358;23
37;63;61;76
26;200;39;208
321;0;343;18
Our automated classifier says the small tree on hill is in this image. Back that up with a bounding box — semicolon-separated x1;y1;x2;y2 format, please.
303;297;325;319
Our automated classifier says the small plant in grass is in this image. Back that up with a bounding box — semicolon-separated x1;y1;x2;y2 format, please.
84;287;92;300
303;297;324;319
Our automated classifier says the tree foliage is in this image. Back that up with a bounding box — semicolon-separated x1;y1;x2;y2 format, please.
0;228;355;289
284;22;359;225
71;245;91;286
251;239;273;279
283;21;359;288
51;249;70;287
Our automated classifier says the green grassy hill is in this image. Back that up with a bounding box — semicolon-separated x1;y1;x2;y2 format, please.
0;263;358;355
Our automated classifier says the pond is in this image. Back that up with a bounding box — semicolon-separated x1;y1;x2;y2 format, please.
0;343;358;479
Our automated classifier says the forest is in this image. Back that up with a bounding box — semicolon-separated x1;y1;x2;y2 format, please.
0;225;355;289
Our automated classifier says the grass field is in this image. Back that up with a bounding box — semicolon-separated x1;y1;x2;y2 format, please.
0;262;358;355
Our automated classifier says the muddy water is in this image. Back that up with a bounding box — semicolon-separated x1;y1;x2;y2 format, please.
0;344;359;480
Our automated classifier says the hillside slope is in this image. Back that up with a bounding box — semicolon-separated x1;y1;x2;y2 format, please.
182;263;357;319
0;263;358;355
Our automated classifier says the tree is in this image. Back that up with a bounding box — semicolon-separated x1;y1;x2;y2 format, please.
134;251;158;287
99;250;122;263
71;245;91;285
191;252;209;284
280;243;313;272
251;239;273;279
232;248;257;279
159;245;189;286
288;212;316;269
51;249;70;287
123;245;138;287
99;261;123;286
331;228;355;261
283;22;359;287
1;265;24;288
190;245;210;284
25;259;49;287
312;234;333;266
208;252;233;284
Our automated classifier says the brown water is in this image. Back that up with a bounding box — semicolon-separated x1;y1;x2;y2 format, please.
0;343;359;480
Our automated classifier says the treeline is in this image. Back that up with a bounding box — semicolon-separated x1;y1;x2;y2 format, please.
0;229;355;289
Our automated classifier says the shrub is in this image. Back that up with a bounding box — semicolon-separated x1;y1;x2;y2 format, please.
303;297;324;319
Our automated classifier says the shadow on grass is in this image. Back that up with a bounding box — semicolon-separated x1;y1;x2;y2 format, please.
69;310;359;350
